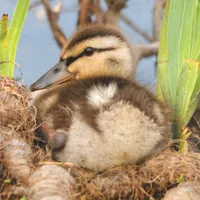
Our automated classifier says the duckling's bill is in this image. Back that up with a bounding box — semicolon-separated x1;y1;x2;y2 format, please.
30;61;76;91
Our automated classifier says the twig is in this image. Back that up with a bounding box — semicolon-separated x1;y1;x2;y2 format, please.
152;0;166;41
91;0;104;24
77;0;92;26
42;0;67;48
135;42;159;59
105;0;127;12
104;0;127;25
139;186;155;200
120;13;153;42
131;42;159;74
0;60;23;77
39;161;74;167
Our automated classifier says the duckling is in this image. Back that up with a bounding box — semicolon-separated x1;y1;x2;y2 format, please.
30;25;172;170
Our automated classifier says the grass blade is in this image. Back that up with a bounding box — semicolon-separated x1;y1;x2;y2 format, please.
157;0;170;104
0;0;30;78
157;0;200;147
0;14;9;76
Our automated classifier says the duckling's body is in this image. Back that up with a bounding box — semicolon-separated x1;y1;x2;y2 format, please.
31;25;172;170
33;77;171;170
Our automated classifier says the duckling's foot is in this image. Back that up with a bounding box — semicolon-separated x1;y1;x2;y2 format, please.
48;132;68;151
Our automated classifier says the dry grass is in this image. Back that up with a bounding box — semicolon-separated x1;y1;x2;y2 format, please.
62;149;200;199
1;76;200;200
0;76;37;143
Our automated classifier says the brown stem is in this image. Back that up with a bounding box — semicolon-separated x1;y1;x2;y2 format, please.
152;0;166;41
42;0;67;48
131;42;159;73
135;42;159;59
104;0;127;25
91;0;104;24
77;0;93;26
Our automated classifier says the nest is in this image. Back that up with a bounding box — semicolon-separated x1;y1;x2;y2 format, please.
0;76;37;144
1;76;200;200
67;149;200;199
0;76;39;199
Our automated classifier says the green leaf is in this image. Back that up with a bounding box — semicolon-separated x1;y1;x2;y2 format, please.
4;178;11;184
7;0;30;77
176;60;199;127
177;174;185;183
157;0;170;104
0;0;30;78
191;0;200;58
168;0;196;105
0;14;9;76
20;196;27;200
157;0;200;143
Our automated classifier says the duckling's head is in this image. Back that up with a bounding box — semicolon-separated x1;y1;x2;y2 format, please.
31;25;134;91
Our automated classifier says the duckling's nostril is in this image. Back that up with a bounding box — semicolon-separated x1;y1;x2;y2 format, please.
53;66;61;73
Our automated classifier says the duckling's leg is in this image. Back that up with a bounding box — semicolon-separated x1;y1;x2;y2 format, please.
46;105;73;151
33;109;70;151
35;101;72;149
35;121;68;152
48;132;68;151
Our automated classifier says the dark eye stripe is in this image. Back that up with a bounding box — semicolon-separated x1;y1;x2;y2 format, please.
65;56;78;66
96;47;115;52
64;47;115;66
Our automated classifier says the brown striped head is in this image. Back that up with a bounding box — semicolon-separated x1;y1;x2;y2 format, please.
31;25;134;91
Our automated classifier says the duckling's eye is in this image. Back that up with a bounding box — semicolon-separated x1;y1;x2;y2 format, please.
83;47;94;56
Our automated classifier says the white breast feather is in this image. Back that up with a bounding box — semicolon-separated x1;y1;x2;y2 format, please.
87;83;118;107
